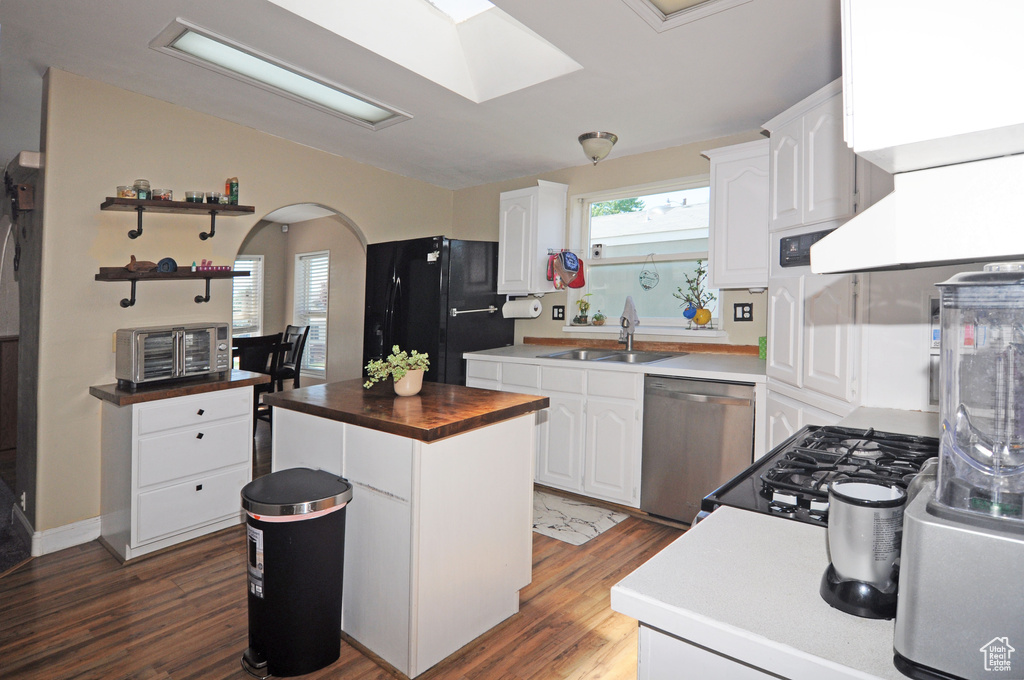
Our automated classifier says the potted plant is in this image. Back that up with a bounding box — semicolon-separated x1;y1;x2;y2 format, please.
364;345;431;396
573;293;592;325
672;260;716;328
592;310;606;326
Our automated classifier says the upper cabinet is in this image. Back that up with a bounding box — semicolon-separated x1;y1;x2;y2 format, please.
703;139;769;290
497;181;567;295
841;0;1024;174
764;79;893;233
764;81;854;231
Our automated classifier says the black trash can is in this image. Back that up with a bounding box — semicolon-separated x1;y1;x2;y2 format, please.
240;468;353;677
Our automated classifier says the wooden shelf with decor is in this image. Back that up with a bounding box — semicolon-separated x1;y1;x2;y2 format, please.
100;197;255;240
95;268;249;308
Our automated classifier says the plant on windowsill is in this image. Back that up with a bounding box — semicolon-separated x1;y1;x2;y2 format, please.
364;345;431;396
672;260;716;329
573;293;592;325
591;311;606;326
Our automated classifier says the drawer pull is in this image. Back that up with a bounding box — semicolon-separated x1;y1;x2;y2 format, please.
196;432;204;439
197;408;205;416
196;484;203;491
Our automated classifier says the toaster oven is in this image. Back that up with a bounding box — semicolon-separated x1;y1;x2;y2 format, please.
115;323;231;387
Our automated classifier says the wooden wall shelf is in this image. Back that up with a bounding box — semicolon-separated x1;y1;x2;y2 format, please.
100;197;255;240
96;268;249;307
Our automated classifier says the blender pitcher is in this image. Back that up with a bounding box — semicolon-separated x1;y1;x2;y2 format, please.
937;262;1024;521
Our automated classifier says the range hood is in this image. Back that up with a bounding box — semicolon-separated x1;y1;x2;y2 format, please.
811;153;1024;274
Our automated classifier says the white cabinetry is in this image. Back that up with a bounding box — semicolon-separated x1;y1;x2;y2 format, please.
99;387;253;561
703;139;770;290
764;80;854;232
638;625;776;680
841;1;1024;173
467;358;642;507
497;180;568;295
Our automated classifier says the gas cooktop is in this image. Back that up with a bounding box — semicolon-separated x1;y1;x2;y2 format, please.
701;425;939;526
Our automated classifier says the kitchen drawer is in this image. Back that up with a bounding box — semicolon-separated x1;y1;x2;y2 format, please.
501;363;540;389
137;418;250;487
135;465;249;544
540;366;585;395
137;388;250;435
466;360;500;383
587;370;641;400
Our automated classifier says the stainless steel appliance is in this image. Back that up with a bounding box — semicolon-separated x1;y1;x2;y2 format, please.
820;479;907;619
700;425;937;527
115;322;231;387
641;376;755;524
894;263;1024;680
363;236;514;386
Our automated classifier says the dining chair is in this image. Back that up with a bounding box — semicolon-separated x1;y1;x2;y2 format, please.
273;325;310;391
233;333;288;433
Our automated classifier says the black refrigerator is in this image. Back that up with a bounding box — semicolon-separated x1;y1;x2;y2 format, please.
363;236;515;385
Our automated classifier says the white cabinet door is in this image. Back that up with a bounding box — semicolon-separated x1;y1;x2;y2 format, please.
536;394;585;492
766;276;803;387
802;274;858;402
766;389;843;450
706;139;770;290
803;94;854;226
497;191;535;295
638;626;777;680
583;398;638;505
497;181;567;295
769;117;803;231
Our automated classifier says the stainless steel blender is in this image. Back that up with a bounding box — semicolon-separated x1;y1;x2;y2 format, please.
894;263;1024;680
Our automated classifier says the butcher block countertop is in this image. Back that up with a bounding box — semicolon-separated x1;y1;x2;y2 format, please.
262;378;549;442
89;369;269;406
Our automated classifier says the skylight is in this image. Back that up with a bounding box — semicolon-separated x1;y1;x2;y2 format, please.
265;0;582;103
150;20;410;130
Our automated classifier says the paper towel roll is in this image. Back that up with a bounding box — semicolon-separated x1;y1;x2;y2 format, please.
502;299;542;319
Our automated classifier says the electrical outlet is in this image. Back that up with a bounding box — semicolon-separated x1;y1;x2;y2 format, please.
552;305;565;321
733;303;754;322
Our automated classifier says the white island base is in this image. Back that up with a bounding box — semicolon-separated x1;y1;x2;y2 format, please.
272;407;535;678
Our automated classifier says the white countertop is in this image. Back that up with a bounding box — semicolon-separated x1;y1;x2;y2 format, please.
465;345;766;383
839;407;939;440
611;507;904;680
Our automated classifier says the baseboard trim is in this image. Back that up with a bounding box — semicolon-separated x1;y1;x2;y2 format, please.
17;511;101;557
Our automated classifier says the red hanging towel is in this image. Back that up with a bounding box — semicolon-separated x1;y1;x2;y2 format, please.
567;258;586;288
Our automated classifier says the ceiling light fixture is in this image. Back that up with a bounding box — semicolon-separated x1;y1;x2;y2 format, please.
578;132;619;165
150;20;410;131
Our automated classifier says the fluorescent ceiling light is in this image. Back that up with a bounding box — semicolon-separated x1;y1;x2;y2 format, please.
151;20;410;130
622;0;753;32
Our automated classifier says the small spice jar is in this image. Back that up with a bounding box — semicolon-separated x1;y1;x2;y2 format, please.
206;191;222;204
133;179;150;200
185;191;203;203
117;185;136;198
152;188;172;201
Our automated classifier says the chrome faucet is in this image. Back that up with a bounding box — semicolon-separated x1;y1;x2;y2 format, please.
621;318;635;352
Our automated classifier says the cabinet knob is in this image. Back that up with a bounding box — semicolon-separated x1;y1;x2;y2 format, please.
196;432;204;439
196;484;203;491
197;408;205;416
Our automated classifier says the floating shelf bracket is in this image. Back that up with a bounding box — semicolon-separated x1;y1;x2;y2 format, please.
128;205;144;239
195;278;212;304
120;280;138;308
199;211;217;240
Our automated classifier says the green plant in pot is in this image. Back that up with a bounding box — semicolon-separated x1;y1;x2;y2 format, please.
364;345;430;396
672;260;716;328
592;310;606;326
573;293;592;325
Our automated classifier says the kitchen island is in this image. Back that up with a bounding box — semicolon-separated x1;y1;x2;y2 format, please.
263;379;548;679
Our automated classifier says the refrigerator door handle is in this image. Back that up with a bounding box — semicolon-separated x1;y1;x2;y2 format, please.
384;276;401;348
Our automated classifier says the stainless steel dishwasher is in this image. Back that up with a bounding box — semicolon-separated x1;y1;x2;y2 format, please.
641;375;755;524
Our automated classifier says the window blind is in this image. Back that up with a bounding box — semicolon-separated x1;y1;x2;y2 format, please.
232;255;264;338
294;251;329;376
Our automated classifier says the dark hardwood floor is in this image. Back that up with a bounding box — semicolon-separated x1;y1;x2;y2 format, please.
0;419;684;679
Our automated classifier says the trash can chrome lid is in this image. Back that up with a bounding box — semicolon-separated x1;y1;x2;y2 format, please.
241;467;353;517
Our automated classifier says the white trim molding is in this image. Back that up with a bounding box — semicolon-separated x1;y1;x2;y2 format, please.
17;508;102;557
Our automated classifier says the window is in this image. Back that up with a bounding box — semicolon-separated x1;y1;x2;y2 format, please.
571;178;719;332
294;250;329;377
232;255;264;338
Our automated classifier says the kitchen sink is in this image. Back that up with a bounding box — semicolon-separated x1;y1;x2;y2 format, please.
539;348;620;361
594;351;679;364
539;348;681;364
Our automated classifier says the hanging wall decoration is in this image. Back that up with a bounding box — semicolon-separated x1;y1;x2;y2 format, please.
639;253;660;290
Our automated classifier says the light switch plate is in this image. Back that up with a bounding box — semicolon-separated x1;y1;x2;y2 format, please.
733;303;753;322
552;305;565;321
